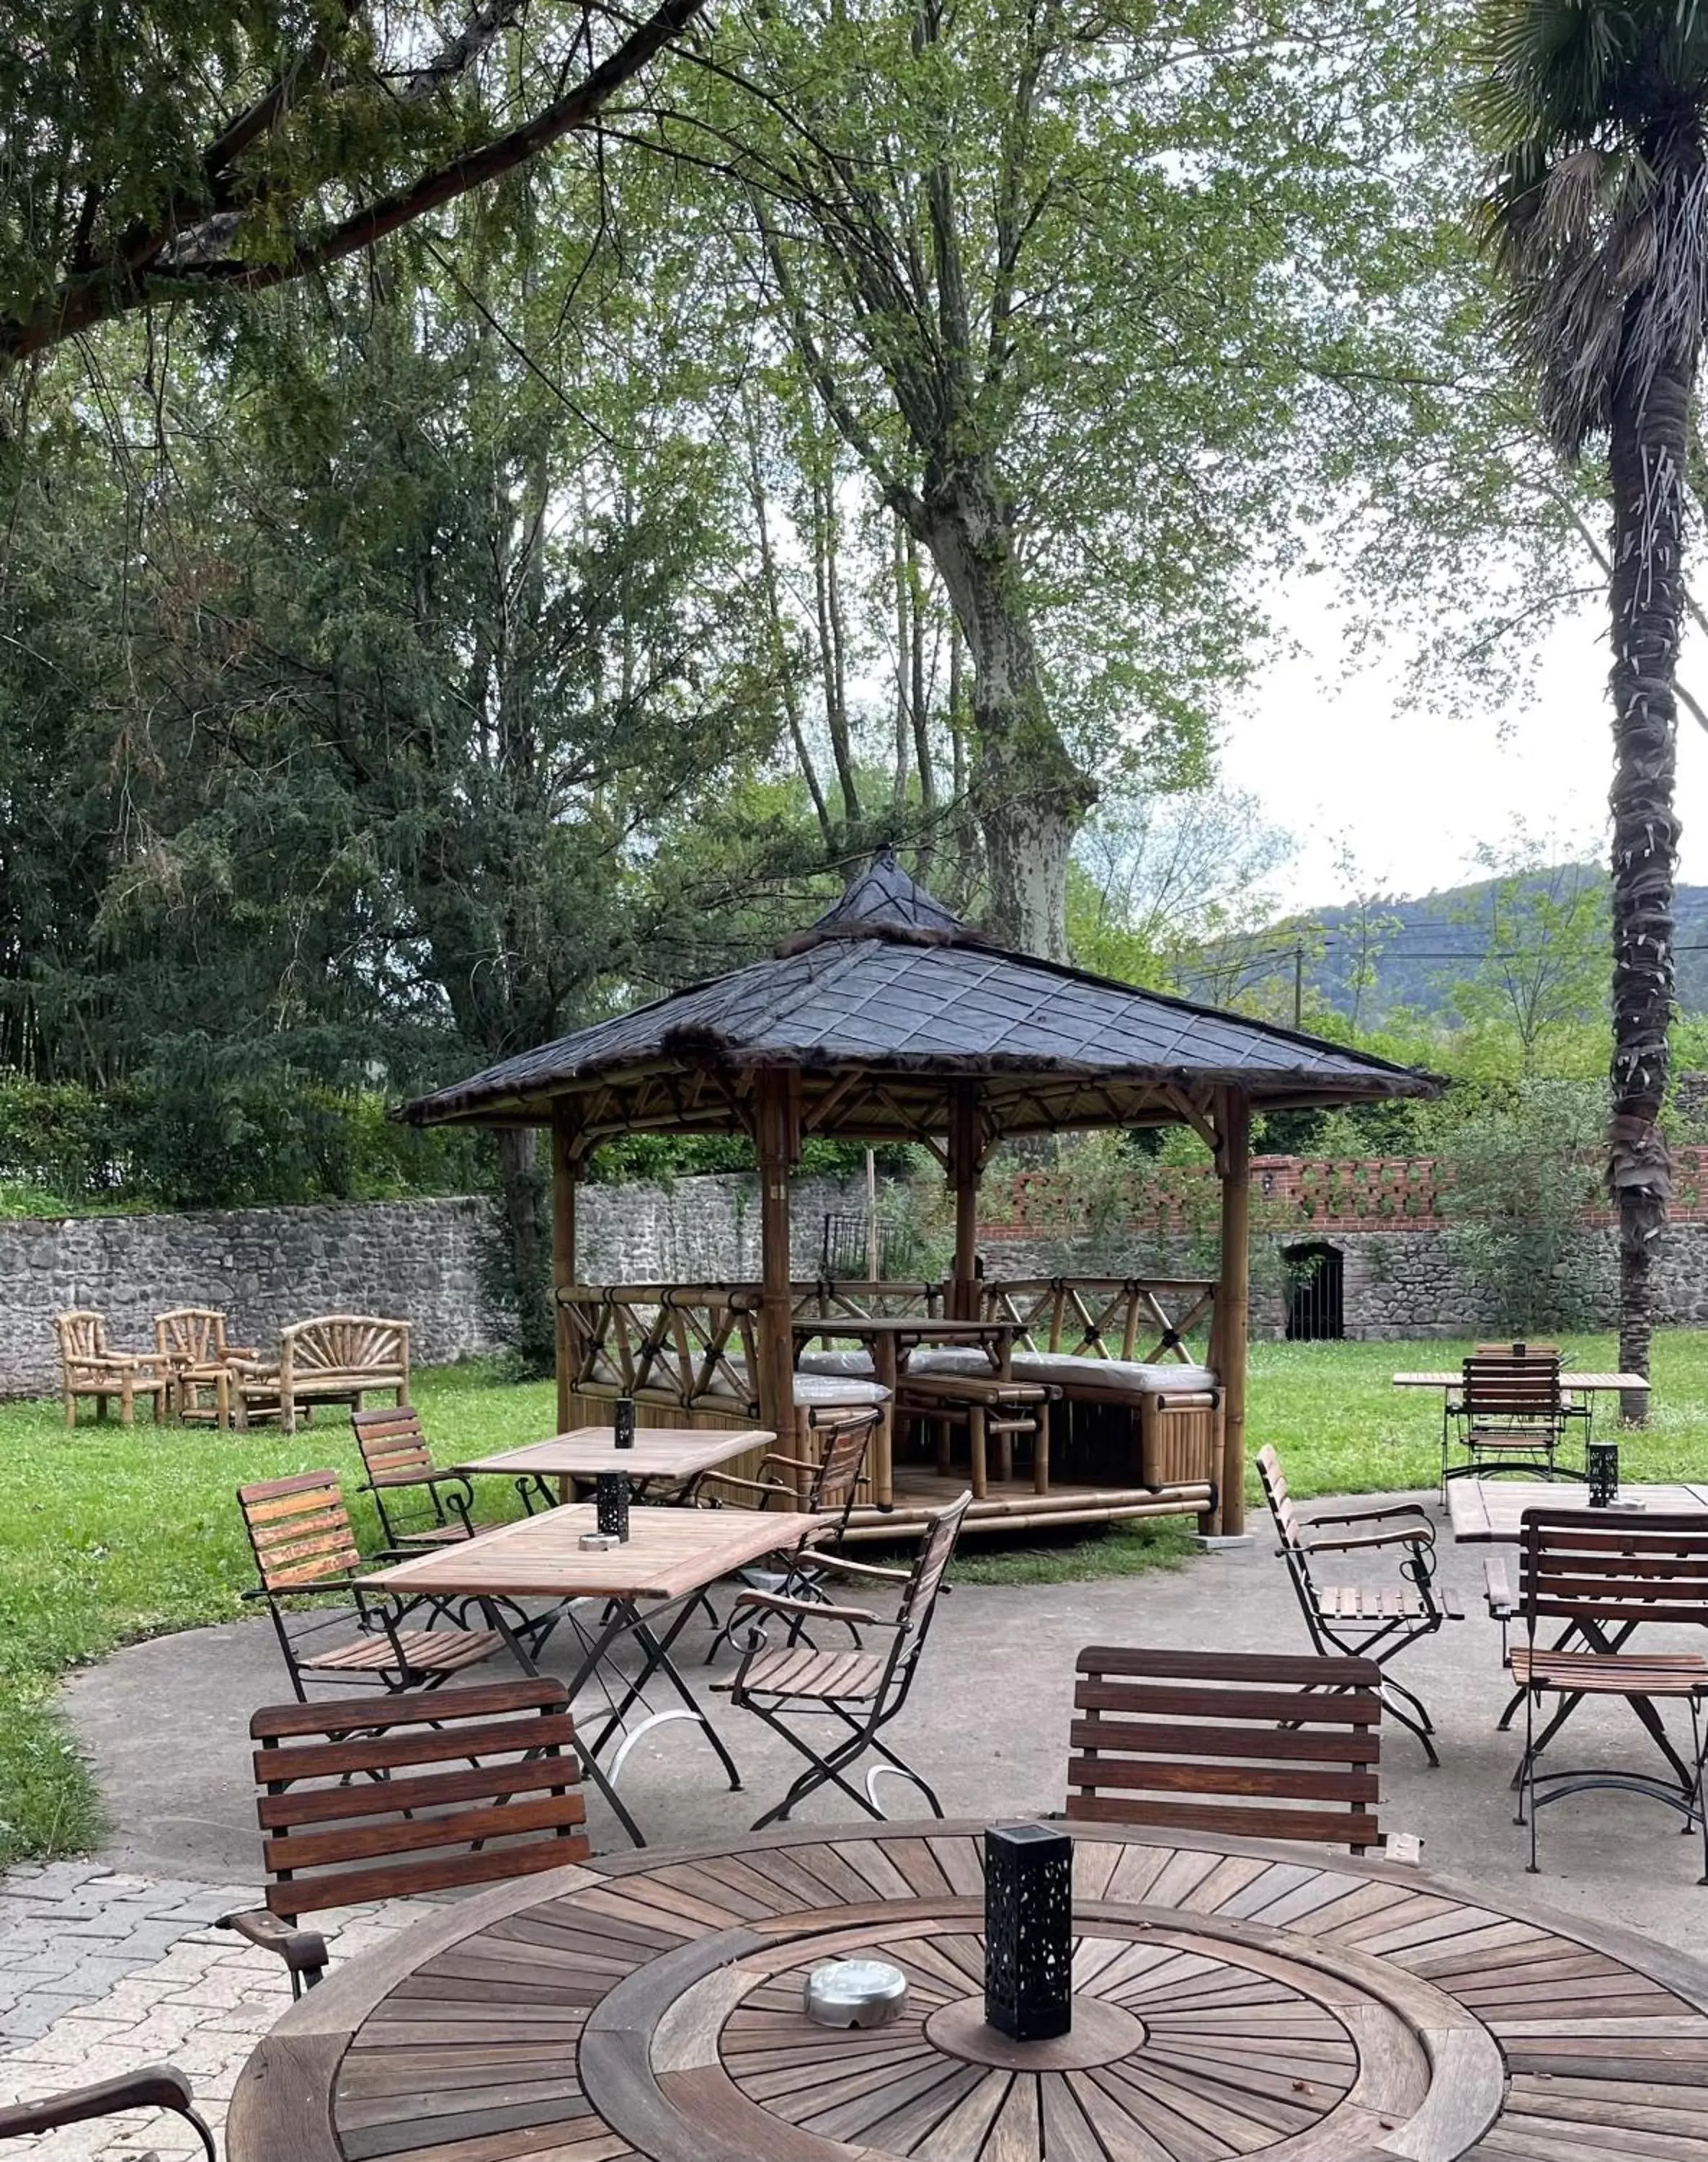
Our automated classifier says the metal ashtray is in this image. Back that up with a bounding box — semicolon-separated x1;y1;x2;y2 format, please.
578;1530;621;1551
804;1959;909;2029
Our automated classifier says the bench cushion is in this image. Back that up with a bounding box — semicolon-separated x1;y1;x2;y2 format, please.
798;1347;1214;1397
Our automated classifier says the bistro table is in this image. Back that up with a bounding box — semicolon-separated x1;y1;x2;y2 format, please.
1394;1367;1650;1396
366;1505;814;1847
455;1424;775;1506
793;1315;1017;1507
1446;1475;1708;1542
227;1816;1708;2162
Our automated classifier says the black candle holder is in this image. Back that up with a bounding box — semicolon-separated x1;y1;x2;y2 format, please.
1587;1441;1619;1508
614;1397;636;1450
984;1823;1072;2042
596;1471;631;1541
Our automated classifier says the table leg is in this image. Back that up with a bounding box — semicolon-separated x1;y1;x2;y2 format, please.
476;1597;646;1849
584;1596;744;1794
873;1339;897;1509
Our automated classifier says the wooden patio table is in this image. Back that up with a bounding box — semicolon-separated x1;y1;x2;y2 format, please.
454;1425;775;1506
226;1815;1708;2162
365;1506;813;1849
1446;1476;1708;1542
1394;1368;1649;1394
791;1315;1017;1508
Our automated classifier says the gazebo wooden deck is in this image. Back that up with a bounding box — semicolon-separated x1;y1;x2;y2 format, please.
401;853;1436;1536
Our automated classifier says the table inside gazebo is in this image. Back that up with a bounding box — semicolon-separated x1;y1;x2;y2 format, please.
228;1818;1708;2162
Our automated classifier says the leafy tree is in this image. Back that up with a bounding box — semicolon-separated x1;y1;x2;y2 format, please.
1440;842;1608;1074
1473;0;1707;1406
0;0;700;368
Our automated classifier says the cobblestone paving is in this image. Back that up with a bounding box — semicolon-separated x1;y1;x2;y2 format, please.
0;1861;431;2158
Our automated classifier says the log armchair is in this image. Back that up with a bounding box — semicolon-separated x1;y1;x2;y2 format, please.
1257;1443;1459;1766
218;1681;591;1996
0;2066;214;2158
54;1309;169;1428
155;1306;256;1428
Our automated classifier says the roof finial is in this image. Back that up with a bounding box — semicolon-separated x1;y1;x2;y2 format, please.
777;848;983;955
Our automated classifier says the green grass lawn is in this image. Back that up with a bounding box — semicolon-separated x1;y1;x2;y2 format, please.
4;1330;1707;1868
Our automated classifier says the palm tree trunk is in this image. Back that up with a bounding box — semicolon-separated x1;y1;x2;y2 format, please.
1606;358;1685;1420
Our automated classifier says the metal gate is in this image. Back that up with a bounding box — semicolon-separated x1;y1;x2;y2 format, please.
1283;1242;1344;1341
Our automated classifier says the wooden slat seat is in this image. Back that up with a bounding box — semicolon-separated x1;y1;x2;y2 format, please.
731;1645;889;1701
221;1681;590;1996
297;1625;500;1676
1512;1648;1708;1694
1066;1646;1384;1854
1317;1585;1430;1622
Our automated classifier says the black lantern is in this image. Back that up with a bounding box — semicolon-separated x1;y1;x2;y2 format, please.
1587;1441;1619;1508
984;1823;1072;2041
614;1396;636;1450
596;1472;631;1541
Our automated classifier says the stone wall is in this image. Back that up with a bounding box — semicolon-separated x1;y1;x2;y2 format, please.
0;1173;871;1397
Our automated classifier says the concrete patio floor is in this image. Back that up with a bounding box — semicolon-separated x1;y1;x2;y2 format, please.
8;1491;1708;2153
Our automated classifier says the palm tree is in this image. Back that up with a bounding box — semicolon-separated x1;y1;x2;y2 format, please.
1472;3;1704;1415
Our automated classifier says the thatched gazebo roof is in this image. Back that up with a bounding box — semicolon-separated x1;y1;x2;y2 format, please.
401;850;1436;1143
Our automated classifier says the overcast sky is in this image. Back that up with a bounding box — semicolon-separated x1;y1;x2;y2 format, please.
1219;581;1708;912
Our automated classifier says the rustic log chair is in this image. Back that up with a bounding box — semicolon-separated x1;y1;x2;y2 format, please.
716;1490;971;1829
154;1307;256;1428
1443;1352;1577;1492
54;1309;169;1428
1515;1506;1708;1881
0;2066;214;2158
697;1405;882;1661
351;1404;495;1548
237;1471;502;1699
1065;1647;1386;1855
232;1314;411;1434
216;1681;590;1996
1256;1443;1459;1766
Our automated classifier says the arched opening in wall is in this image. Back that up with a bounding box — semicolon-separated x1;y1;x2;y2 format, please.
1284;1242;1344;1341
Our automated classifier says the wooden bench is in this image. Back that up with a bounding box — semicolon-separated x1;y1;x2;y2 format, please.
54;1310;169;1428
233;1314;410;1434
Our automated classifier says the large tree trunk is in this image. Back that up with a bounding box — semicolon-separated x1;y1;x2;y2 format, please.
918;469;1093;958
495;1125;555;1372
1606;357;1686;1422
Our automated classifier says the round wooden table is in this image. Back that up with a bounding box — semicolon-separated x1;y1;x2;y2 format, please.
227;1820;1708;2162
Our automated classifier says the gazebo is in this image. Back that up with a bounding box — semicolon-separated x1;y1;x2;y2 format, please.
402;852;1436;1536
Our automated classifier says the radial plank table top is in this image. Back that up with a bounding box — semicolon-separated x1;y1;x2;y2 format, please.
226;1820;1708;2162
1446;1476;1708;1543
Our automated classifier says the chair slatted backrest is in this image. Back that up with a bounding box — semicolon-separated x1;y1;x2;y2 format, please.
1519;1508;1708;1632
896;1490;971;1659
352;1405;434;1483
155;1308;228;1367
55;1309;110;1367
251;1681;590;1919
239;1472;362;1593
805;1408;879;1527
1067;1647;1384;1854
1462;1353;1562;1425
1255;1444;1308;1555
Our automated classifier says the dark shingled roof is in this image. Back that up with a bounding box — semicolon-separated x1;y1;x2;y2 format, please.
402;850;1437;1132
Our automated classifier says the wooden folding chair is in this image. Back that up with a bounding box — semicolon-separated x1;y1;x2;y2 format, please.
1444;1353;1573;1490
0;2068;213;2158
238;1471;502;1700
1257;1443;1457;1765
1515;1506;1708;1880
352;1405;496;1547
218;1680;590;1994
1066;1646;1384;1854
718;1490;971;1828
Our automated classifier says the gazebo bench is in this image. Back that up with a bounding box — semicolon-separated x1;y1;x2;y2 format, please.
799;1345;1220;1492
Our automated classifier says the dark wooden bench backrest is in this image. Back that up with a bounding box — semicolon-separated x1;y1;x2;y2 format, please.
1462;1355;1561;1420
1067;1647;1384;1853
251;1681;589;1919
352;1404;434;1482
238;1472;362;1594
1519;1508;1708;1629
